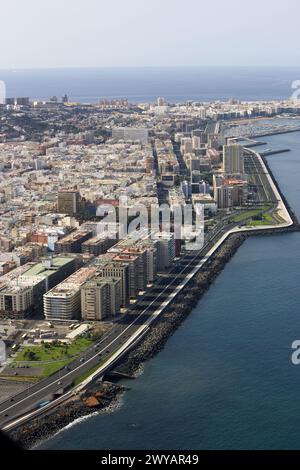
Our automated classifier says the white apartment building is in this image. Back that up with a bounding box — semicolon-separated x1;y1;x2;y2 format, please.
44;267;96;321
152;232;175;271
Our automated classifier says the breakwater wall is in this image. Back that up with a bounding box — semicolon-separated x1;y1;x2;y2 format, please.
8;159;299;449
262;155;299;229
114;234;247;376
8;233;248;449
249;128;300;138
9;382;127;449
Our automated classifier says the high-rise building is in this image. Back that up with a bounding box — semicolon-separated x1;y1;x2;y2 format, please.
5;97;30;106
81;277;121;321
108;245;147;292
213;174;248;209
215;185;234;209
181;138;193;155
44;267;97;321
0;256;77;319
81;232;118;257
189;157;201;172
152;232;175;271
193;129;208;144
192;136;201;150
112;127;149;144
57;190;81;215
181;180;192;199
157;97;166;106
16;97;30;106
55;230;93;254
199;180;211;194
141;241;158;284
95;257;130;308
107;236;158;285
113;254;139;299
223;144;244;175
122;248;147;291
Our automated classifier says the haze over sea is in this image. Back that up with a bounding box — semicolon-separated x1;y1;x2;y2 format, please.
1;66;300;103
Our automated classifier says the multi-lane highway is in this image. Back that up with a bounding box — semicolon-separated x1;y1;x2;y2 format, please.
0;218;232;429
0;149;290;430
244;150;278;204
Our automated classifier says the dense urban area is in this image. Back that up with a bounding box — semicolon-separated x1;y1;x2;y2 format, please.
0;93;297;435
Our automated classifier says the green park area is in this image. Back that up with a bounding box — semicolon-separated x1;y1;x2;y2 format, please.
231;204;284;228
232;204;272;223
246;211;284;227
9;336;94;379
15;336;92;362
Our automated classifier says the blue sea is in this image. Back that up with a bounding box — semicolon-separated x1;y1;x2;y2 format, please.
37;129;300;450
1;66;300;103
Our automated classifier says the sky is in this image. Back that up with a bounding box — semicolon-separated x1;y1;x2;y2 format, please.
1;0;300;69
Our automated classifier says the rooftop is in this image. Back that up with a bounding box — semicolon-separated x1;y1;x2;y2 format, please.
82;276;120;289
23;256;74;277
44;267;97;298
82;233;116;246
56;230;92;243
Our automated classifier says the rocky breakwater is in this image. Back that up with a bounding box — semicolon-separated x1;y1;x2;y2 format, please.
262;155;299;230
9;227;288;449
9;381;127;449
7;233;247;449
115;233;247;377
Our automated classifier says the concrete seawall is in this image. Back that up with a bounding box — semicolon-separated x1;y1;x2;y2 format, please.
250;128;300;138
10;222;298;449
8;150;299;449
9;232;247;449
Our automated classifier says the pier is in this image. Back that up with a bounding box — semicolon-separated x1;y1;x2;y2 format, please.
249;127;300;138
232;137;267;147
260;148;290;157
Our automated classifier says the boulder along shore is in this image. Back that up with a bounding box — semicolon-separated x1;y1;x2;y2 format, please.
8;223;298;449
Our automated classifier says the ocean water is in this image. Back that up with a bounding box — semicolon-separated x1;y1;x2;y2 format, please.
1;66;300;103
38;130;300;450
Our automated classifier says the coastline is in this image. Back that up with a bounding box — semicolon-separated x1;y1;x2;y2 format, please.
7;151;299;449
10;228;297;449
9;232;247;449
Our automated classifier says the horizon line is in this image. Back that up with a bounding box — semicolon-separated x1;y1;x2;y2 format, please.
1;64;300;72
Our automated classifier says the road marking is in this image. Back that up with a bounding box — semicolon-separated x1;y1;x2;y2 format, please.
0;150;293;424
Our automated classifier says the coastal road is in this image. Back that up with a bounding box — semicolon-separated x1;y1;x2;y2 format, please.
244;151;278;204
0;149;288;430
0;220;233;428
